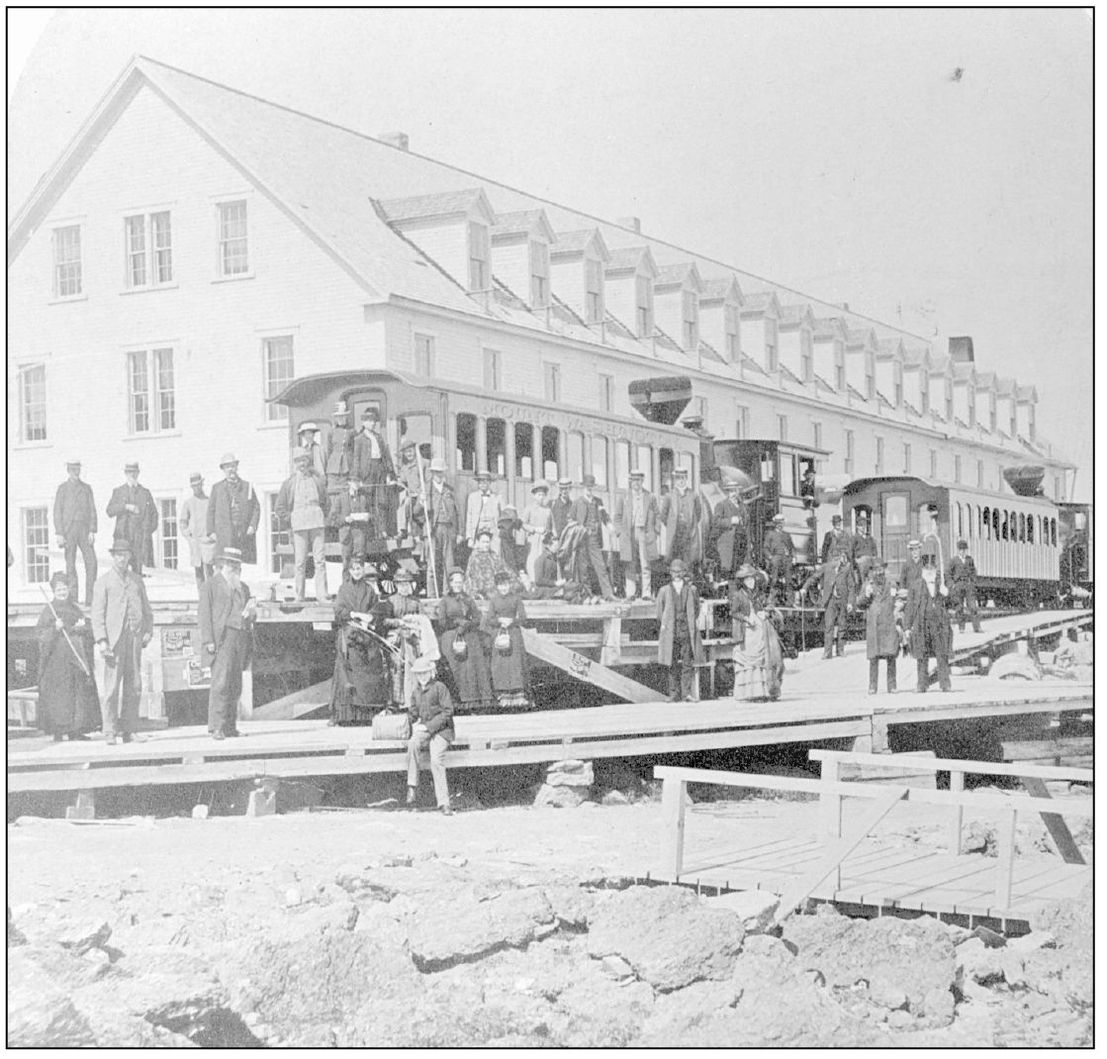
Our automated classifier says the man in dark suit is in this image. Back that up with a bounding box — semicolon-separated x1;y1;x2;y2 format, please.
898;539;925;592
569;475;615;600
762;514;794;605
425;457;461;595
106;461;157;575
351;407;397;538
947;539;983;633
54;458;97;603
198;546;257;740
710;481;748;581
656;558;704;701
207;453;261;566
802;551;858;659
91;540;153;744
820;514;852;565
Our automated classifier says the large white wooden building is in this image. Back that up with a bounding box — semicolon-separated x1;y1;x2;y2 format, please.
8;56;1073;585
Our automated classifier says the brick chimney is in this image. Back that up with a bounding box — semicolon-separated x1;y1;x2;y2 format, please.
617;216;642;233
949;335;974;363
378;131;409;151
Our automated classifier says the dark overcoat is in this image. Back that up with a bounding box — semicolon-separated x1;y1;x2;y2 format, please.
106;483;157;566
656;581;705;666
857;577;900;658
903;578;953;660
207;478;260;565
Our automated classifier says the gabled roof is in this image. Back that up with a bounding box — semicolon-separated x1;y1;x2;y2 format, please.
378;188;495;225
550;228;610;260
604;244;658;275
903;346;932;369
654;261;703;292
845;327;877;351
994;375;1017;396
876;337;905;358
1016;385;1039;402
778;303;817;330
812;316;848;341
928;354;952;374
974;370;996;389
952;362;976;383
699;276;743;304
739;291;781;318
491;208;556;243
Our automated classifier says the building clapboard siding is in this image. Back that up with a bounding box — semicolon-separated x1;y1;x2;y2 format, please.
7;56;1073;581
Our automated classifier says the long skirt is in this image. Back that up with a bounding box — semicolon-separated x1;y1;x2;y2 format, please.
489;625;529;709
330;628;392;723
733;613;784;702
438;628;492;712
38;646;100;736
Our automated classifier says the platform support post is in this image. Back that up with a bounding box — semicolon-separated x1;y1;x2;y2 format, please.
661;777;687;879
871;715;890;755
947;770;964;854
65;790;95;820
600;615;622;667
993;807;1017;909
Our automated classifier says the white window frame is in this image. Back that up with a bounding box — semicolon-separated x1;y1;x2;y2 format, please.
865;352;876;400
124;210;175;289
812;421;822;450
23;506;51;584
216;199;250;278
267;491;292;575
954;454;962;484
800;331;813;382
18;363;47;443
126;346;177;435
735;404;749;439
262;335;295;423
902;443;911;474
875;436;884;474
158;496;180;570
529;242;550;309
52;224;83;299
931;450;939;479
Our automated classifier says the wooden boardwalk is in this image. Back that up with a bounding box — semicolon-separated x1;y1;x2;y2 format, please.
7;683;1091;797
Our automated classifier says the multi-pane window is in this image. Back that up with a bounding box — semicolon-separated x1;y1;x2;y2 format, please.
413;333;435;376
128;348;175;434
468;222;490;291
635;274;653;338
844;430;855;475
585;258;604;324
777;414;788;442
599;373;614;413
486;418;507;477
159;498;179;570
903;443;911;474
218;200;249;276
52;225;82;297
267;493;291;575
544;362;561;403
18;365;46;442
483;349;501;391
681;290;698;351
23;507;50;583
262;336;294;422
724;304;740;362
530;243;550;309
125;211;173;287
875;436;884;474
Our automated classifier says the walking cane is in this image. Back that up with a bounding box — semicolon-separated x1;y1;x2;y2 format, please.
416;449;440;599
37;583;92;679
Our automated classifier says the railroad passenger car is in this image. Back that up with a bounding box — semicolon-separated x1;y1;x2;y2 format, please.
843;477;1061;606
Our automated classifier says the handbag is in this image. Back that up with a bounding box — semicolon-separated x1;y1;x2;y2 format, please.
493;629;512;654
371;709;411;742
450;630;468;659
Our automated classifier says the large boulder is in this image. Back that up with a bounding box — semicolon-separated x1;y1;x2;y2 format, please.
705;890;781;934
586;885;745;992
784;914;956;1028
534;784;588;808
7;950;97;1047
407;887;556;970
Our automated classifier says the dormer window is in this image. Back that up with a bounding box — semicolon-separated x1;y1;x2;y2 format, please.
585;258;604;324
681;289;698;350
530;242;550;309
724;304;740;362
468;221;491;291
945;380;953;421
800;331;813;382
865;353;875;400
894;365;903;407
635;274;653;338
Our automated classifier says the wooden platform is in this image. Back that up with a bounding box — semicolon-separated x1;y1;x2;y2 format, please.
7;683;1091;796
668;829;1091;923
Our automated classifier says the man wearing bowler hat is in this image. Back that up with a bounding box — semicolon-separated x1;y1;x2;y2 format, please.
207;453;260;565
179;472;216;587
276;449;330;601
199;546;257;740
660;466;705;571
762;513;795;605
820;513;853;565
53;458;97;604
570;474;615;600
324;400;355;496
106;461;157;576
656;558;704;701
465;470;502;554
91;540;153;744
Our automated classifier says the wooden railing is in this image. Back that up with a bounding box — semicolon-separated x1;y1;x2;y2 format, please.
654;753;1092;921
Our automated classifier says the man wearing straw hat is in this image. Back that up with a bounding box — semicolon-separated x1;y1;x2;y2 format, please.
296;421;326;478
276;449;330;601
207;453;261;565
465;470;503;554
425;457;461;594
199;546;257;740
91;540;153;745
53;457;98;604
406;654;455;815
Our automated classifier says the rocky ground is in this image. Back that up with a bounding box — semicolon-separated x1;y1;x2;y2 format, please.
7;785;1093;1048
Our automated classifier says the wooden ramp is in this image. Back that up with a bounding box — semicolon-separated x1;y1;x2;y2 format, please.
651;755;1093;927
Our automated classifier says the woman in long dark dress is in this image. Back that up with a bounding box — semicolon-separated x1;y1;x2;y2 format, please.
329;558;391;725
436;568;492;713
482;570;530;710
36;573;99;740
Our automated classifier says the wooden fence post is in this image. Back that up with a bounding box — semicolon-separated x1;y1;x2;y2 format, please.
947;770;964;855
661;776;687;879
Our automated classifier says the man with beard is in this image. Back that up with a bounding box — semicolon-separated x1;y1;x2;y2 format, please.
199;546;257;740
207;453;261;565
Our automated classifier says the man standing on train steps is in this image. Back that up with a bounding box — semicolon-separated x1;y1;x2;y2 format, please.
614;469;660;600
852;512;878;581
324;401;354;496
660;467;706;573
550;478;575;538
762;514;794;606
276;450;330;601
820;514;852;565
426;458;461;593
947;539;983;634
199;547;257;740
352;407;397;538
54;458;97;604
710;480;748;582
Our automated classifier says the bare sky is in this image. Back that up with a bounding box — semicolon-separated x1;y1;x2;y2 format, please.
8;9;1092;489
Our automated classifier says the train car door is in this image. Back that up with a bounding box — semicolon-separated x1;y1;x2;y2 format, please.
880;491;911;580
